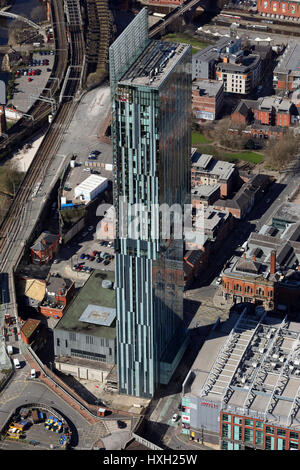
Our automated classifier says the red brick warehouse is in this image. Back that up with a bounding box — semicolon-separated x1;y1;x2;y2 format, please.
257;0;300;18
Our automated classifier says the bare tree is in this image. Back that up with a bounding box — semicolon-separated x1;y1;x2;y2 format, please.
264;131;300;170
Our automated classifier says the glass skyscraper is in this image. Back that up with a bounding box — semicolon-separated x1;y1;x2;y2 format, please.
110;8;192;398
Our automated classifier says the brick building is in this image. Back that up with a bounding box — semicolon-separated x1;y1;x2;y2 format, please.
273;42;300;92
257;0;300;19
214;174;271;219
191;184;220;208
221;252;276;308
230;96;298;139
181;309;300;449
191;153;237;198
192;79;224;121
30;231;59;265
20;318;47;351
39;276;75;318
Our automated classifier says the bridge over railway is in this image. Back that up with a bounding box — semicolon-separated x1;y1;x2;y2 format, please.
148;0;218;37
0;10;41;30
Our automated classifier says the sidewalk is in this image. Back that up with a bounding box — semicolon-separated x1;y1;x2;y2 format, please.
212;287;231;311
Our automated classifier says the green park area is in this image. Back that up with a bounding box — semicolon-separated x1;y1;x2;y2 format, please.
191;131;264;164
163;33;211;54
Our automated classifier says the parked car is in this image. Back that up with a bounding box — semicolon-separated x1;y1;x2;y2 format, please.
172;413;179;423
117;420;126;429
80;253;86;259
104;259;110;265
92;250;98;256
89;256;95;261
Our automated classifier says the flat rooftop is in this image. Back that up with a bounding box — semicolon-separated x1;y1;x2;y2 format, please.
192;153;235;181
274;202;300;224
223;255;270;280
191;184;220;198
275;42;300;75
54;270;116;339
185;309;300;428
192;79;223;96
119;40;191;89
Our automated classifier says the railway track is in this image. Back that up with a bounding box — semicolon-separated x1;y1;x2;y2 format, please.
0;0;69;154
0;3;85;272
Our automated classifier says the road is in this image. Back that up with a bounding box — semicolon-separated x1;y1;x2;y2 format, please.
142;166;300;449
0;367;109;450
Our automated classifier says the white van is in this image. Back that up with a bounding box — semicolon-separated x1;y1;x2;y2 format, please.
30;369;36;379
13;358;21;369
7;345;13;355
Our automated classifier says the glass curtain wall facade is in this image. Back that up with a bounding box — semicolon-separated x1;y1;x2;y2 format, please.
110;10;192;398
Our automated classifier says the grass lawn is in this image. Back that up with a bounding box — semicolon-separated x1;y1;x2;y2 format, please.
191;131;212;145
191;132;263;164
163;33;211;52
223;151;263;164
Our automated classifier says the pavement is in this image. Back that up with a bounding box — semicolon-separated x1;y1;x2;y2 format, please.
50;231;115;283
10;51;55;114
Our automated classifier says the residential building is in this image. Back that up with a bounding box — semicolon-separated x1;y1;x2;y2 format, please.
181;308;300;450
192;37;242;80
192;79;224;121
214;174;271;219
30;231;59;265
273;42;300;92
230;96;298;139
257;0;300;19
216;53;262;95
184;208;235;286
39;275;75;318
191;184;220;208
53;270;116;383
191;153;237;198
109;8;191;398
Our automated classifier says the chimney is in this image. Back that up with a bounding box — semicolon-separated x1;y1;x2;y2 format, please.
270;250;276;275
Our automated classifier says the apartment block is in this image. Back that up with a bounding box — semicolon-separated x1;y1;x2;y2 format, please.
192;79;224;121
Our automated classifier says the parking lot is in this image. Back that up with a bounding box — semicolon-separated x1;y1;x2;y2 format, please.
61;147;112;205
11;50;55;113
50;227;115;283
